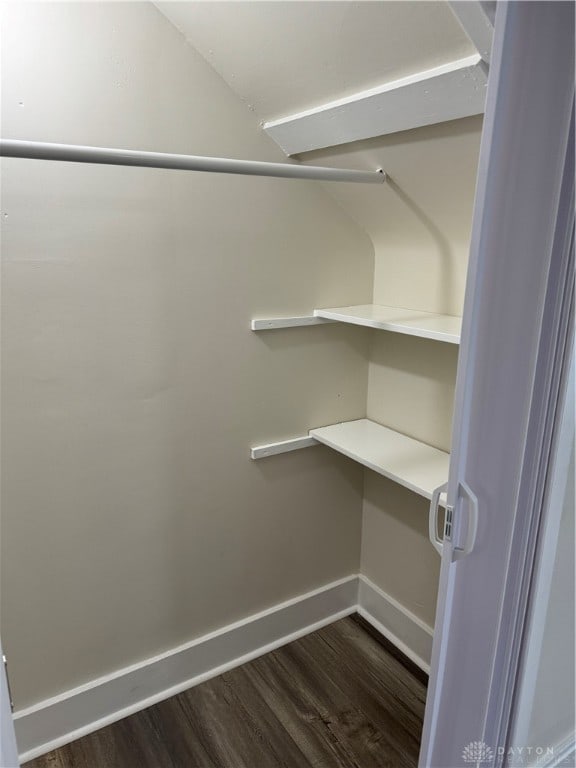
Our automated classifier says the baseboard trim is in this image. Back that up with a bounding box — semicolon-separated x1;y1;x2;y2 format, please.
15;574;358;763
15;573;435;763
356;575;434;674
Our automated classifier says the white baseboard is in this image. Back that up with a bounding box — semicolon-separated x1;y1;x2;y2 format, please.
356;575;434;674
15;575;358;763
15;573;434;763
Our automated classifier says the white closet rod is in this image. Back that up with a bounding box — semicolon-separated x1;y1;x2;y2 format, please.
0;140;386;184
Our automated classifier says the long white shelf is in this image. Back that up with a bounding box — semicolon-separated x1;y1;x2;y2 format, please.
309;418;449;501
313;304;461;344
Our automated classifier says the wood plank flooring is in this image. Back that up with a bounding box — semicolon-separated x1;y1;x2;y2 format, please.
25;615;427;768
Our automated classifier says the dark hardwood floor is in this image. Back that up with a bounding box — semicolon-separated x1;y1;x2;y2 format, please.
25;615;427;768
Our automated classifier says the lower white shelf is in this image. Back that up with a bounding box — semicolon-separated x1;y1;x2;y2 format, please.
251;304;461;343
309;419;449;501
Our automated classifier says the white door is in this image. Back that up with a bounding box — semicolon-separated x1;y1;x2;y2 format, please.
419;2;574;766
508;345;575;765
0;642;19;768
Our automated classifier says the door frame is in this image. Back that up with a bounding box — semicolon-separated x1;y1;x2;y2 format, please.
420;2;575;765
508;339;575;757
0;640;19;768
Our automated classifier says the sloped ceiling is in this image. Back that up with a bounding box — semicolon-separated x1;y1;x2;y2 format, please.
154;1;475;122
154;0;483;319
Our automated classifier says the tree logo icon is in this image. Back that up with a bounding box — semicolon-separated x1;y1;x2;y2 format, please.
462;741;495;763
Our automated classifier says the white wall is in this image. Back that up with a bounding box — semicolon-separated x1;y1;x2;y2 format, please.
156;0;474;120
152;0;483;637
0;1;374;709
304;117;482;627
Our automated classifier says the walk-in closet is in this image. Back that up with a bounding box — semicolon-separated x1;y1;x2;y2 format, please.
1;2;574;767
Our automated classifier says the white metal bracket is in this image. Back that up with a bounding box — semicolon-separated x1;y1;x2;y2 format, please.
250;435;318;459
251;316;334;331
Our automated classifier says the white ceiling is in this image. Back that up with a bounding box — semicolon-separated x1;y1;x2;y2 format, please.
154;1;475;123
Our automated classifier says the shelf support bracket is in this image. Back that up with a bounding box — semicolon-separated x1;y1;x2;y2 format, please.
251;435;318;459
251;316;334;331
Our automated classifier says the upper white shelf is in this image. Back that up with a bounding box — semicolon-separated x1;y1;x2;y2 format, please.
314;304;461;344
309;418;449;501
263;54;487;155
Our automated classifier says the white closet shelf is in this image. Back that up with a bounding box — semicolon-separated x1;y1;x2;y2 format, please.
313;304;461;344
309;418;449;501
